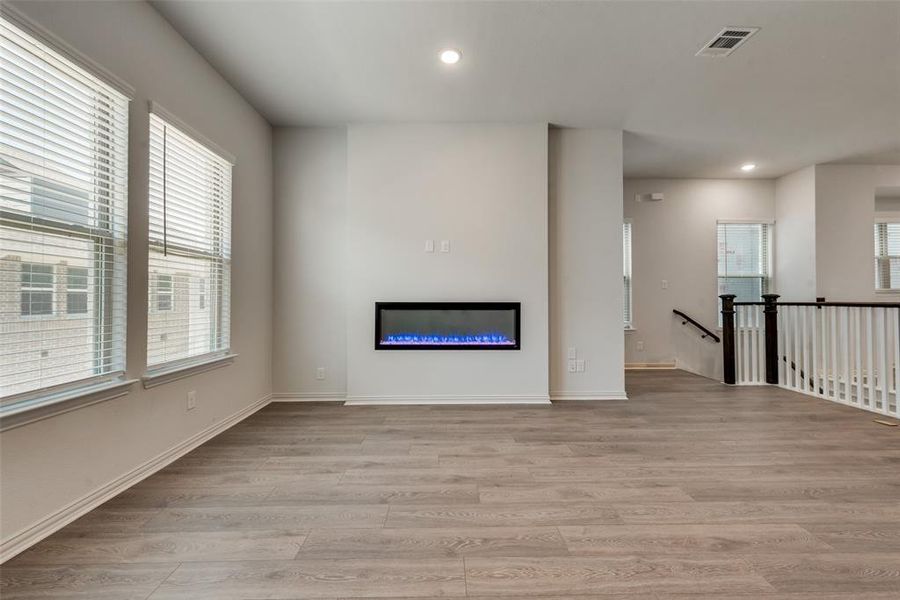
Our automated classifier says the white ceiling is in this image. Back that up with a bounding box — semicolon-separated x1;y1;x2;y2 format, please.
152;0;900;178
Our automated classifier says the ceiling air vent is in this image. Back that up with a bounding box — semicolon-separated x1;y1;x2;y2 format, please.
696;27;759;57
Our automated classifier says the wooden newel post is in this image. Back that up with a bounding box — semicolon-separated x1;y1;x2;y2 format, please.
720;294;737;384
762;294;780;384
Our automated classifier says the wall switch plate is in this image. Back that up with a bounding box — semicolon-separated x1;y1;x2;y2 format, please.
662;279;669;289
440;240;450;253
424;240;434;253
315;367;326;380
636;341;645;352
575;359;585;372
567;347;577;359
187;391;197;411
567;360;577;373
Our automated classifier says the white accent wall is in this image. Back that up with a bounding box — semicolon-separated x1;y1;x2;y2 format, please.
1;1;273;554
623;179;776;378
345;124;550;401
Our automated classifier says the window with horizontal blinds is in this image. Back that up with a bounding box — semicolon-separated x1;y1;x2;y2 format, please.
623;221;632;328
717;222;772;321
1;16;129;401
874;222;900;290
147;113;232;369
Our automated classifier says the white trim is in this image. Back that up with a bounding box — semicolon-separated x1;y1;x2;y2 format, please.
550;391;628;401
142;353;237;389
271;392;346;402
717;218;776;225
0;378;138;432
148;101;236;165
1;3;135;98
0;393;271;563
344;394;551;405
625;362;677;370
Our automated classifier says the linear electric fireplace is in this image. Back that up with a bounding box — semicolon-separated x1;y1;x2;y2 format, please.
375;302;520;350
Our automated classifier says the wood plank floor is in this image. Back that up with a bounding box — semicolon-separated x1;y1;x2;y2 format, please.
3;369;900;599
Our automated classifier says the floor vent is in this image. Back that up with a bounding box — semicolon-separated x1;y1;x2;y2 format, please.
697;27;759;57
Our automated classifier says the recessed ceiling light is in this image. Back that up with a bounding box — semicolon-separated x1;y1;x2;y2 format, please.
439;48;461;65
741;163;756;172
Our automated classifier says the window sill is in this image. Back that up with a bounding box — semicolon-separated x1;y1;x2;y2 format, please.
0;378;138;432
624;326;636;332
142;353;237;389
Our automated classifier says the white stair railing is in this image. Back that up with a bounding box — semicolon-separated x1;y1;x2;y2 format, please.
724;296;900;419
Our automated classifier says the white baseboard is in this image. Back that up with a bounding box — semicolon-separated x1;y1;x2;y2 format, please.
625;362;677;370
550;391;629;401
271;392;346;402
344;394;551;405
0;394;271;564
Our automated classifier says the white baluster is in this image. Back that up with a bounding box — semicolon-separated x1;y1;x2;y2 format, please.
866;307;875;409
855;307;863;406
828;306;840;400
841;307;850;404
879;308;889;414
893;308;900;417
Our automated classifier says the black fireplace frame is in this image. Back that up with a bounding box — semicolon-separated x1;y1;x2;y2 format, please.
375;302;521;350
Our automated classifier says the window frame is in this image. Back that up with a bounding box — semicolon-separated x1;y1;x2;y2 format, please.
65;265;89;315
144;106;234;376
716;220;774;324
154;273;174;312
19;262;55;318
873;219;900;293
623;220;633;330
0;8;132;412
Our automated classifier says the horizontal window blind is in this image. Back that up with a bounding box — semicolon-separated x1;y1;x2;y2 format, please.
147;113;232;369
623;221;632;328
874;222;900;290
717;223;772;312
1;16;129;401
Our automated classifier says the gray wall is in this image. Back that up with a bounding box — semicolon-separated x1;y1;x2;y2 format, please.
623;178;776;377
272;125;627;401
815;164;900;302
1;1;273;549
774;166;817;301
549;128;625;399
272;128;347;398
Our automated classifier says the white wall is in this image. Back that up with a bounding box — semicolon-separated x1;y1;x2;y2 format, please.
623;179;775;378
774;166;817;301
815;164;900;301
273;128;347;398
1;1;272;552
549;128;625;399
345;124;549;401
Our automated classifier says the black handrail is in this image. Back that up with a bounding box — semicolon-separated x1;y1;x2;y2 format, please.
735;300;900;308
672;309;721;343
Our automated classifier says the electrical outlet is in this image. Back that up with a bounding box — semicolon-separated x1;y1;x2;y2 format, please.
440;240;450;253
186;390;197;411
637;341;645;352
315;367;326;380
567;360;577;373
575;359;585;372
567;347;577;359
424;240;434;253
662;279;669;289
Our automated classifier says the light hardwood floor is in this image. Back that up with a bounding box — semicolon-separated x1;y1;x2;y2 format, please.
3;369;900;599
